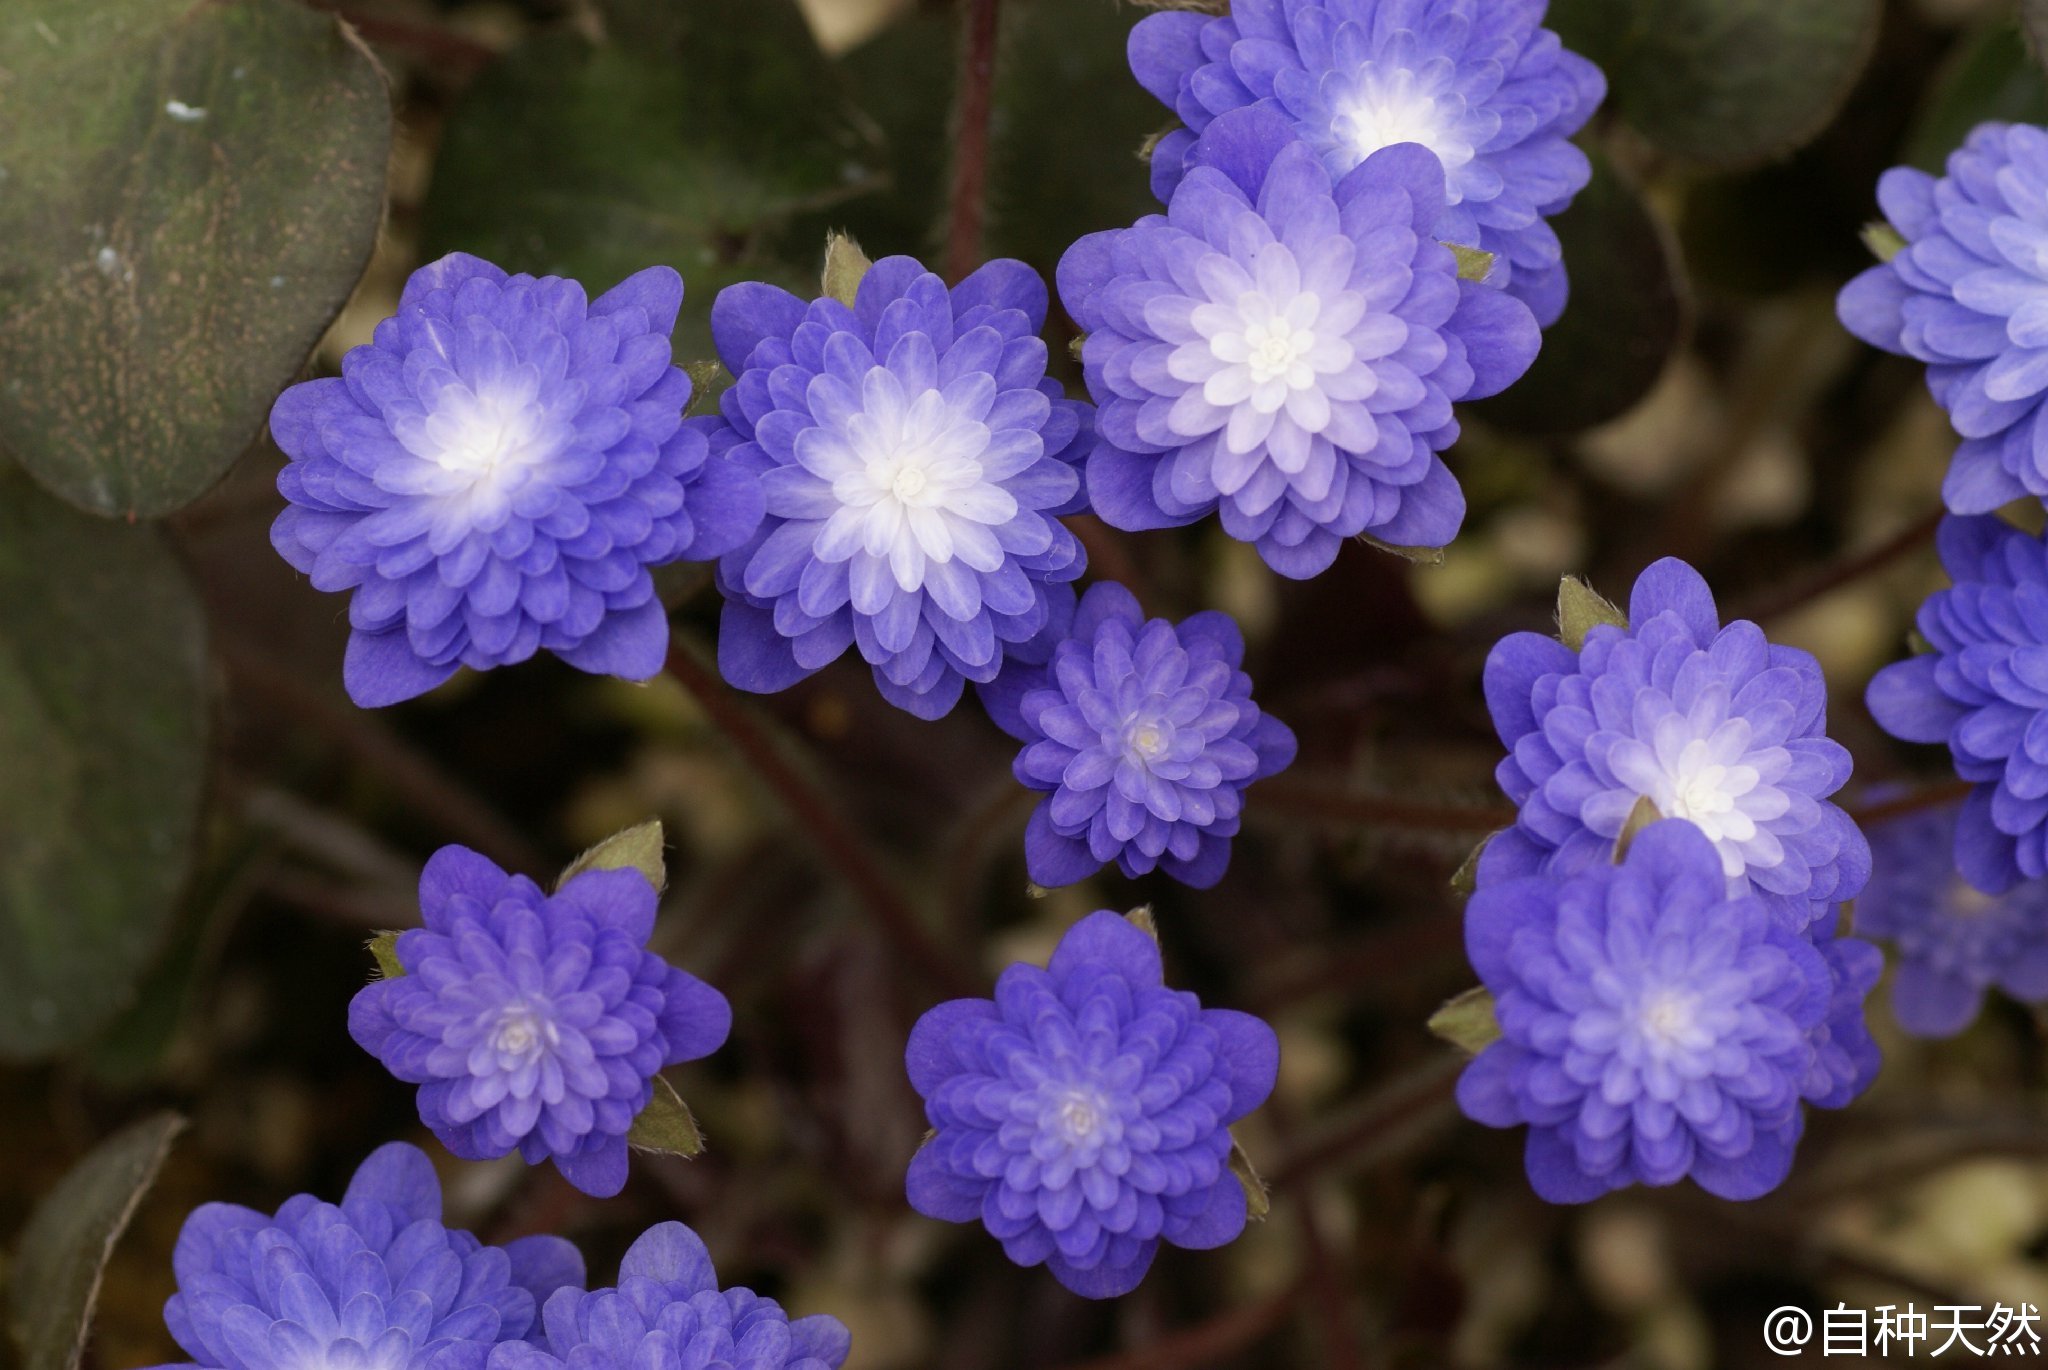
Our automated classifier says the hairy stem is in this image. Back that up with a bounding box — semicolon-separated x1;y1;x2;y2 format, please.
943;0;1003;282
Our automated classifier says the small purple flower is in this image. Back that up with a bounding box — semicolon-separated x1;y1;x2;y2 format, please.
981;582;1297;889
1129;0;1605;324
1457;820;1880;1203
1867;515;2048;893
1839;123;2048;513
270;252;763;707
152;1142;584;1370
700;256;1092;719
1058;108;1540;577
1482;558;1870;928
1857;802;2048;1037
905;910;1278;1298
349;846;732;1199
487;1222;849;1370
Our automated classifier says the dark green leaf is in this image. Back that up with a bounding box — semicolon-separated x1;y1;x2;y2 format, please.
1557;575;1627;651
1427;987;1501;1057
1471;154;1685;435
558;819;667;893
1904;21;2048;174
7;1113;185;1370
0;0;391;518
420;0;880;362
1552;0;1878;168
627;1074;705;1157
0;469;209;1057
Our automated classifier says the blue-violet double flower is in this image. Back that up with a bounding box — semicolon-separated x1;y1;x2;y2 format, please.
981;581;1297;889
701;256;1091;718
349;845;732;1198
1130;0;1605;324
488;1222;849;1370
1481;558;1870;928
1457;821;1880;1203
1059;108;1540;577
270;252;763;707
1867;514;2048;894
1857;800;2048;1037
1838;121;2048;512
905;910;1279;1298
152;1142;584;1370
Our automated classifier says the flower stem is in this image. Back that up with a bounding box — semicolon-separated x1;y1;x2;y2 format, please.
1847;778;1972;828
942;0;1003;283
661;633;979;998
1743;506;1943;624
1053;1280;1307;1370
1257;780;1516;834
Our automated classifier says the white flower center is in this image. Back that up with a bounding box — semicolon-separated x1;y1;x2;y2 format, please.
1605;707;1791;884
491;1005;555;1059
1052;1086;1110;1144
1637;989;1698;1049
800;368;1025;596
1126;721;1168;762
1327;61;1477;199
411;382;552;514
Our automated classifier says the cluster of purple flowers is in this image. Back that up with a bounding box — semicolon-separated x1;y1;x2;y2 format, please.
148;1144;849;1370
1462;558;1881;1201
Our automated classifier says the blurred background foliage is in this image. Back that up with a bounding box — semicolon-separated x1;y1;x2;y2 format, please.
10;0;2048;1366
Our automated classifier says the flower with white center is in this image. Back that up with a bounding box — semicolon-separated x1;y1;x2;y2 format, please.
152;1143;584;1370
702;255;1092;719
1129;0;1605;325
1457;820;1880;1203
269;252;765;708
905;911;1279;1297
1060;109;1539;578
1840;122;2048;512
980;581;1297;889
1480;558;1869;928
348;845;732;1199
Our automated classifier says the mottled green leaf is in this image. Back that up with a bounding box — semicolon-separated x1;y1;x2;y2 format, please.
1551;0;1878;167
627;1074;705;1157
558;819;667;893
1472;155;1685;435
420;0;879;362
0;0;391;518
8;1113;185;1370
1905;21;2048;174
0;469;209;1057
1557;575;1628;651
1427;987;1500;1057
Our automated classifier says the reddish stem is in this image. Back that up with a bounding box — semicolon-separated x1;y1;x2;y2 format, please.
1054;1281;1306;1370
661;635;978;998
1256;780;1515;835
1847;778;1972;828
1743;507;1943;624
943;0;1003;283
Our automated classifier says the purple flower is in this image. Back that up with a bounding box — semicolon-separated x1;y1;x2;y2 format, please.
487;1222;849;1370
1129;0;1605;325
1482;558;1870;928
700;256;1092;719
270;252;763;708
152;1142;584;1370
348;846;732;1198
1856;801;2048;1037
1867;515;2048;893
980;582;1297;889
1457;820;1880;1203
904;910;1278;1298
1838;123;2048;513
1058;108;1540;577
